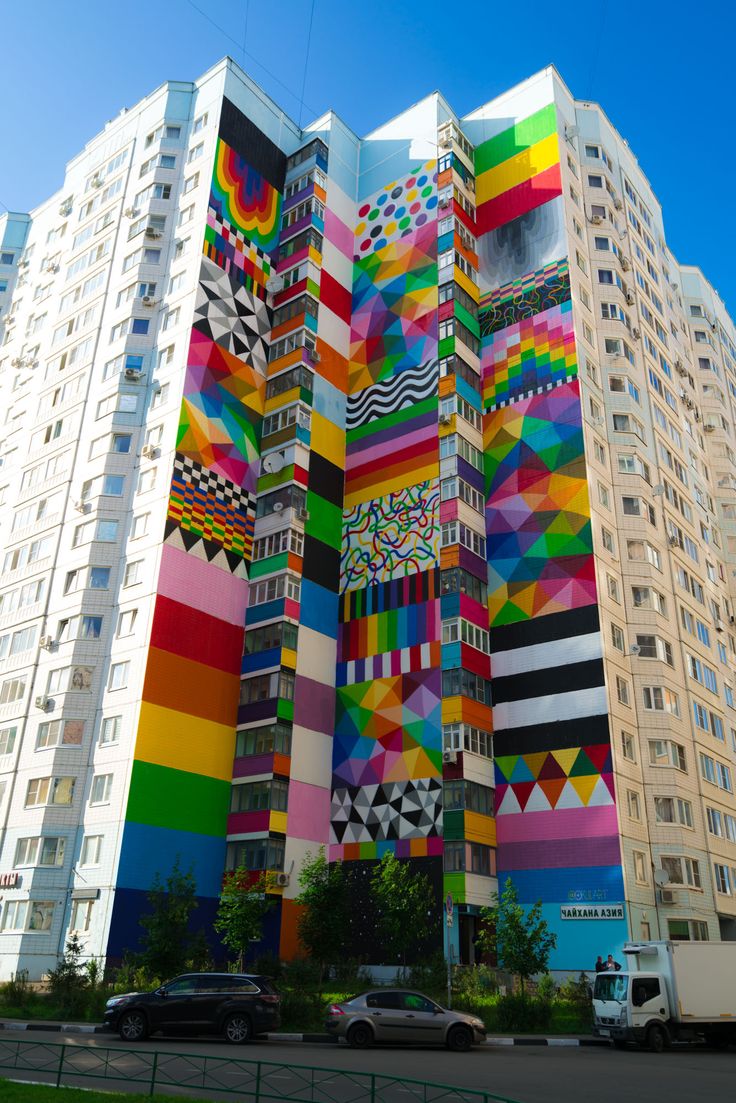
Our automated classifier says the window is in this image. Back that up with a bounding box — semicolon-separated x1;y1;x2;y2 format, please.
36;719;84;749
616;676;630;706
80;835;102;866
225;837;285;872
654;796;693;827
714;864;732;895
111;433;132;453
123;560;142;587
100;716;121;745
601;527;615;553
230;779;289;813
648;739;686;771
642;686;680;716
635;634;672;664
0;726;17;756
131;513;149;538
0;676;27;704
627;790;641;821
2;901;55;932
621;730;636;762
611;623;625;652
607;574;620;602
108;662;129;690
90;774;112;804
235;723;292;757
70;899;95;933
25;776;75;807
633;851;648;884
661;855;701;889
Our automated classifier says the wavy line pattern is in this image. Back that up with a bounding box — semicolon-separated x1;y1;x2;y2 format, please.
346;359;439;430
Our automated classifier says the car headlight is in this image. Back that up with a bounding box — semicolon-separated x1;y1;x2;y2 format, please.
105;996;131;1008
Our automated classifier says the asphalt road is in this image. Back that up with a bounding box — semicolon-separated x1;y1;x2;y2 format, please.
0;1030;733;1103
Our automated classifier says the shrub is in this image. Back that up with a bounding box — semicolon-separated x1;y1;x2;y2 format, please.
1;970;32;1009
495;993;552;1032
536;973;557;1004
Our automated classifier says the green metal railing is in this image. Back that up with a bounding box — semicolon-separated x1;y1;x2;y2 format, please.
0;1038;522;1103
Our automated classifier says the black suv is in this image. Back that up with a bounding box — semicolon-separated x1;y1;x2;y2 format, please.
103;972;280;1043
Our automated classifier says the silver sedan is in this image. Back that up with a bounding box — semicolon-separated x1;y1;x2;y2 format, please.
325;989;486;1050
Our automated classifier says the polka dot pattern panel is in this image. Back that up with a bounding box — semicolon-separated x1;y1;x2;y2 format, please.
354;161;438;261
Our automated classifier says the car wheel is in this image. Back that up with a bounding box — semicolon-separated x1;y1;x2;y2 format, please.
224;1013;252;1044
646;1024;669;1053
447;1025;473;1052
347;1022;373;1049
118;1010;148;1043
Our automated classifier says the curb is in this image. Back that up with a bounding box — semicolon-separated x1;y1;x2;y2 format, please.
0;1022;609;1046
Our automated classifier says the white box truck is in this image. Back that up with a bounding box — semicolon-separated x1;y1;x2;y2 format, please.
592;940;736;1051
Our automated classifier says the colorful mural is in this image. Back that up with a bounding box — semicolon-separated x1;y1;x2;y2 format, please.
476;100;627;967
340;480;440;592
354;162;439;260
107;97;284;958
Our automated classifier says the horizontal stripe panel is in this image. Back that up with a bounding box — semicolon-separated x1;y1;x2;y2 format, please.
476;164;562;235
150;594;244;675
158;544;248;626
115;823;226;896
493;714;610;756
495;863;625;904
126;760;230;836
476;133;559;205
492;685;608;731
142;647;240;725
474;104;558;176
492;632;602;678
500;835;621;871
489;604;601;652
492;658;605;705
496;803;619;843
135;701;236;780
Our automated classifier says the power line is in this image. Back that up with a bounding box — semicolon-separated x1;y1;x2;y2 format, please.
298;0;317;128
183;0;320;123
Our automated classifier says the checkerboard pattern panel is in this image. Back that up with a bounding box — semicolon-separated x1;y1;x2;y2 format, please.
167;453;256;559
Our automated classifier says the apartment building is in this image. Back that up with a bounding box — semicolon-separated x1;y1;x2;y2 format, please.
0;58;734;980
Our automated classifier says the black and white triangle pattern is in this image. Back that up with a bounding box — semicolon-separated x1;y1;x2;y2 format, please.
173;454;255;512
163;519;249;578
193;257;271;362
330;778;442;844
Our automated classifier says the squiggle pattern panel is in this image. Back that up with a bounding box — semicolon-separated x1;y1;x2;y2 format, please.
340;480;440;593
346;359;438;430
210;138;282;254
480;258;570;337
354;162;438;260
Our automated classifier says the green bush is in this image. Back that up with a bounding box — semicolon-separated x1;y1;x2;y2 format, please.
494;994;553;1032
1;970;32;1009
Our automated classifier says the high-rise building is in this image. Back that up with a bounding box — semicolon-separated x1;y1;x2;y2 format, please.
1;58;735;980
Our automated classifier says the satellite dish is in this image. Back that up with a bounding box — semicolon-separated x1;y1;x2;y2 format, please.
272;501;284;513
263;451;285;475
630;644;641;656
653;868;669;888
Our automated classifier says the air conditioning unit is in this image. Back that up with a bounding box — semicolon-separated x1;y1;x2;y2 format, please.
10;357;23;367
34;696;51;711
123;206;138;218
306;348;320;363
684;397;694;410
275;872;290;887
74;499;88;512
439;197;452;209
614;198;623;210
704;424;716;432
265;275;284;295
440;137;452;149
620;257;631;271
39;635;54;650
59;202;73;217
668;535;680;547
632;327;641;339
141;444;157;458
729;615;735;625
124;368;143;381
626;292;635;305
298;508;309;521
145;228;162;239
142;296;156;306
590;215;603;225
438;413;451;425
45;263;59;274
442;749;458;765
676;364;687;376
659;889;676;905
91;175;104;188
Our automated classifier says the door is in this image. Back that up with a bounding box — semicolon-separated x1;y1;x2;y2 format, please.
363;991;402;1041
157;975;205;1031
393;992;446;1043
630;975;668;1032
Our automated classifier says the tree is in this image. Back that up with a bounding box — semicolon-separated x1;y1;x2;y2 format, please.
296;849;349;982
214;869;272;971
47;934;89;1016
477;877;557;994
371;852;434;969
139;858;200;978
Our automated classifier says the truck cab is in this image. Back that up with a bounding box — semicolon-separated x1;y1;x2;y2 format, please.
593;970;670;1049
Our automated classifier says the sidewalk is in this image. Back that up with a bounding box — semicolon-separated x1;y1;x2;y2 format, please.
0;1019;609;1046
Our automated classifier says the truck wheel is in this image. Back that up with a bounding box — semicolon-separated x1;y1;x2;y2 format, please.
646;1024;670;1053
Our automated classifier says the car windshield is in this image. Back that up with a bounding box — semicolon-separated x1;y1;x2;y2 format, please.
594;974;628;1002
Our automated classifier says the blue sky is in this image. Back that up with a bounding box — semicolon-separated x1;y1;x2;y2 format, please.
2;0;732;312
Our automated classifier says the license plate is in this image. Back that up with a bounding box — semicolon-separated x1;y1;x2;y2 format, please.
598;1029;610;1037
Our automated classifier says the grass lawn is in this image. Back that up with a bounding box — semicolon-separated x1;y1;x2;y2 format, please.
0;1082;213;1103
